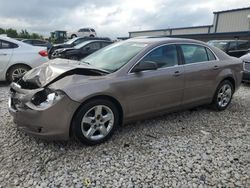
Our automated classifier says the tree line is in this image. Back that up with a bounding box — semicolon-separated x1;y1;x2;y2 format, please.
0;28;43;39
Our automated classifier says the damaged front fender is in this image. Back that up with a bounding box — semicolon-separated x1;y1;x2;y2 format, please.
10;82;65;111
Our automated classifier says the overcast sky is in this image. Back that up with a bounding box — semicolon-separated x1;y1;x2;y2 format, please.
0;0;249;38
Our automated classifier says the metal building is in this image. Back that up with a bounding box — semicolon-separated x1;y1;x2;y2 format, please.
128;7;250;41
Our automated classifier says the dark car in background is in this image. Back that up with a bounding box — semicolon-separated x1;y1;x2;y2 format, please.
240;53;250;82
51;40;112;60
208;40;250;57
48;37;111;59
22;39;52;49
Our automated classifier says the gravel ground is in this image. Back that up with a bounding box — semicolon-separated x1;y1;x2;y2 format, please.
0;82;249;188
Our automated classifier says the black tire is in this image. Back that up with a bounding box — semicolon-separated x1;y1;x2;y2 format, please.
89;35;95;37
212;80;234;111
72;99;120;145
71;34;77;38
6;65;31;83
69;56;79;60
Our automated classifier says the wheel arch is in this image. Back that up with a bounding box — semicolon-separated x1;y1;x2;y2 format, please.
220;76;235;91
69;95;124;138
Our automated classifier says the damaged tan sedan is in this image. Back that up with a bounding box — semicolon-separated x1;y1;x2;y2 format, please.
9;37;243;145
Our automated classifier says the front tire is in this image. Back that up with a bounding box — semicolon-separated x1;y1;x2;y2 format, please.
71;34;77;38
212;80;234;111
72;99;119;145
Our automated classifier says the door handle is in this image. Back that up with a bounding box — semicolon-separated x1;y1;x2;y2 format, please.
173;71;181;77
213;65;220;70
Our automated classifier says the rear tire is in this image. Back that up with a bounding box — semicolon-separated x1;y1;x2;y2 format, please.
72;99;119;145
212;80;234;111
6;65;31;82
71;34;77;38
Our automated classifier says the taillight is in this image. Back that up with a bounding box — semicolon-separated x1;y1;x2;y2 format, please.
39;50;48;57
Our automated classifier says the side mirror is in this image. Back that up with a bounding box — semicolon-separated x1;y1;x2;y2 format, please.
132;61;158;73
85;46;90;51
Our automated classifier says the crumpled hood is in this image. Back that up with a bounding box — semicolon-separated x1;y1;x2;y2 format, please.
22;58;105;88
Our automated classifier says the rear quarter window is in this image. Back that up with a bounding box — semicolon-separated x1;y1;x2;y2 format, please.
0;40;18;49
206;48;216;61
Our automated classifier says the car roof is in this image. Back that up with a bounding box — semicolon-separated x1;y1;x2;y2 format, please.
209;40;248;42
74;40;112;49
126;37;207;45
22;39;45;41
0;36;31;46
76;36;110;40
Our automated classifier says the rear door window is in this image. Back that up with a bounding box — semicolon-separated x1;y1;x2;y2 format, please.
180;44;208;64
80;29;90;32
237;41;250;50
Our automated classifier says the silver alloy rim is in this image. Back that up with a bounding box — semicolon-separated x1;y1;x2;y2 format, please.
81;105;114;141
12;68;27;80
217;84;232;108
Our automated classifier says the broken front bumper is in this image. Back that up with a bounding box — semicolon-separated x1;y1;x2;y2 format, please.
8;85;80;140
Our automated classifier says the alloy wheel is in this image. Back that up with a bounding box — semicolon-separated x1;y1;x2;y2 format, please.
11;68;28;81
217;84;232;108
81;105;114;141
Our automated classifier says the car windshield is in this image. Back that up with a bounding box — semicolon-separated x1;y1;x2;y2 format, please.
208;41;228;51
65;38;78;45
74;41;92;49
81;41;148;72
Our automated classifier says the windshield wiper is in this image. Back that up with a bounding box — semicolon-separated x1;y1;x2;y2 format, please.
81;61;90;65
92;68;111;74
80;61;111;74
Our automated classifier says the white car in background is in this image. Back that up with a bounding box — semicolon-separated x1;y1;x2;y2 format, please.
0;36;49;82
68;28;97;39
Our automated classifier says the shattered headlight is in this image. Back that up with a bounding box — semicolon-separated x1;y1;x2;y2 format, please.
26;89;65;110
